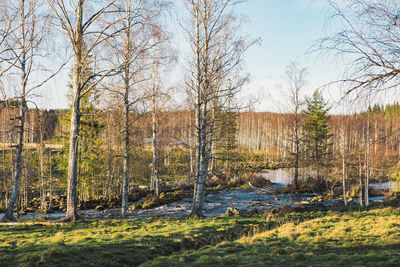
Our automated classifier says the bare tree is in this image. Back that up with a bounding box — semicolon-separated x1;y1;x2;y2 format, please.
1;0;59;221
285;63;306;190
0;2;19;80
319;0;400;97
184;0;254;217
102;0;168;217
148;57;174;198
47;0;127;221
316;0;400;203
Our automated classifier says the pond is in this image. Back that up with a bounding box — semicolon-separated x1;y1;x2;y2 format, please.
261;168;398;191
260;168;293;186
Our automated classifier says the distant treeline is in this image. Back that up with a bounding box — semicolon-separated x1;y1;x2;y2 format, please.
1;102;400;212
1;103;400;165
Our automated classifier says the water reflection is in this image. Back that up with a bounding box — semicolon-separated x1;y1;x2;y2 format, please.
261;169;294;185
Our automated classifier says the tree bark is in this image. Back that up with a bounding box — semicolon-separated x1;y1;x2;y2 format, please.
121;100;130;218
191;2;204;217
63;0;84;222
151;106;160;198
359;152;363;207
365;111;370;207
4;100;26;221
341;120;347;206
4;0;27;221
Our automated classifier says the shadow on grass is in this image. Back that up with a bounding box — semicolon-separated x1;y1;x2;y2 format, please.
143;235;400;266
0;216;299;267
1;206;397;266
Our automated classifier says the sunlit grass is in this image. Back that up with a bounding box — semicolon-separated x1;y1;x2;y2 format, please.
0;215;276;266
144;208;400;266
1;207;399;266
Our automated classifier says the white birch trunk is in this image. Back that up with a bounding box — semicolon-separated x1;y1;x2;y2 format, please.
64;0;84;221
4;0;27;221
341;121;347;206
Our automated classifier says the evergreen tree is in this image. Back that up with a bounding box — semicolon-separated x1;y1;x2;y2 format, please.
59;60;105;203
303;90;333;183
215;90;239;174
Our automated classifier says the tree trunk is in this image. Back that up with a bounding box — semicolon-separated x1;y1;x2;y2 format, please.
365;114;370;207
359;153;363;207
63;0;83;222
48;149;53;210
189;117;194;174
4;0;27;221
341;121;347;206
39;137;46;211
4;100;26;221
121;93;130;218
208;103;216;174
151;109;160;198
191;105;208;217
294;121;299;190
191;4;204;217
64;98;81;221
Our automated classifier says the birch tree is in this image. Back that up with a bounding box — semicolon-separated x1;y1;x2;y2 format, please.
184;0;253;217
319;2;400;200
148;57;174;198
102;0;168;217
319;0;400;98
1;0;58;221
47;0;127;221
285;63;306;190
341;118;347;206
365;101;371;207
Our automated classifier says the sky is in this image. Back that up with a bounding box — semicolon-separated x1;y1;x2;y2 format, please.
33;0;347;112
238;0;344;112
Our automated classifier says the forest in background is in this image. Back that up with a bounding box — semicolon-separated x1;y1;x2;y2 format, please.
0;0;398;222
2;0;400;266
1;99;400;213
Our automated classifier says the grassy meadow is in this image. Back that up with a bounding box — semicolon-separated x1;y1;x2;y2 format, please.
1;205;400;266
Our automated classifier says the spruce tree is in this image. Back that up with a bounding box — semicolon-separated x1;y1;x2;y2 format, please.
303;90;332;186
58;60;105;205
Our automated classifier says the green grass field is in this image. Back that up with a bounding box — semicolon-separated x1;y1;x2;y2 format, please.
1;207;399;266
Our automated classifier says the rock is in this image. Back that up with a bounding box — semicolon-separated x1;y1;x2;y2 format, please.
94;205;105;211
250;201;262;207
295;201;310;206
224;207;243;216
